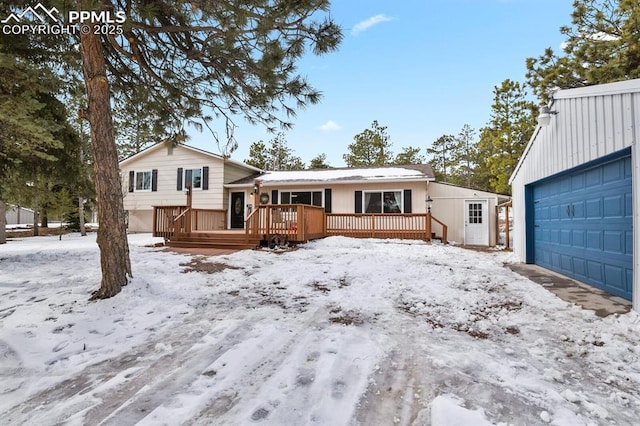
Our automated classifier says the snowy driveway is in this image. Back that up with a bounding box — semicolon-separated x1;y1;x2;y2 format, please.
1;234;639;425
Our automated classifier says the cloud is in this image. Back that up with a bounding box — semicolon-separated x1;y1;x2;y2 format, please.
352;14;393;35
318;120;342;132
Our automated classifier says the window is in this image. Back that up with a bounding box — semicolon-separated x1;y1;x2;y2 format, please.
135;171;152;191
468;202;483;224
280;191;322;206
185;168;202;190
364;191;402;213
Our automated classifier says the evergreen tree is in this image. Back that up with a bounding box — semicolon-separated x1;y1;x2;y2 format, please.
393;146;424;165
343;120;393;167
245;133;305;171
526;0;640;101
308;153;330;169
476;79;537;194
452;124;477;188
4;0;342;298
426;135;455;181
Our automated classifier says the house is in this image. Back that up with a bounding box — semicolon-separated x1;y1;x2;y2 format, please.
119;142;261;233
120;143;508;247
226;168;509;246
5;205;35;226
509;78;640;311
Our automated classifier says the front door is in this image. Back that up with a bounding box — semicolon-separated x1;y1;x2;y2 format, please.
230;192;245;229
464;200;489;245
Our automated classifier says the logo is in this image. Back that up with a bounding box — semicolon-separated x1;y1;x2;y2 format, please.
2;3;125;36
1;4;59;24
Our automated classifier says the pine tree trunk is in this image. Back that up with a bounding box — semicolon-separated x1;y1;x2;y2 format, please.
80;17;132;300
33;197;39;237
79;197;86;236
0;200;6;244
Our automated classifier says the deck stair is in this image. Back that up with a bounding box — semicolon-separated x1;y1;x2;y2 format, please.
167;232;262;250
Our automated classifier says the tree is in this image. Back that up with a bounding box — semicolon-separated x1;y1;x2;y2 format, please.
343;120;393;167
33;0;342;299
453;124;477;187
476;79;537;194
426;135;455;181
526;0;640;101
308;153;330;169
245;132;305;171
393;146;424;165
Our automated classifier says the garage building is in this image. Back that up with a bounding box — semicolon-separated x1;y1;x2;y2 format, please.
510;79;640;312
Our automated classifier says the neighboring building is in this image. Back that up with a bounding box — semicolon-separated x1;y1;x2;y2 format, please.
510;78;640;310
119;142;261;232
226;168;509;246
5;205;35;225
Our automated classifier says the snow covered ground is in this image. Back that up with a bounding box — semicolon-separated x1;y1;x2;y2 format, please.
1;234;639;425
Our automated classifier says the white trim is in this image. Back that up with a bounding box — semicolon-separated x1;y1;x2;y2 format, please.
134;170;152;192
224;177;432;188
362;189;404;214
553;78;640;99
633;144;639;312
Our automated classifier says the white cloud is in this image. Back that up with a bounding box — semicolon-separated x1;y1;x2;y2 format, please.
318;120;342;132
352;14;393;35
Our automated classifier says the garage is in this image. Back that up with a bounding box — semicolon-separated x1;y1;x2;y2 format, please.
529;150;633;300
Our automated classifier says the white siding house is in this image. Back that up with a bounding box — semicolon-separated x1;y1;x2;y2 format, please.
119;143;260;232
510;78;640;310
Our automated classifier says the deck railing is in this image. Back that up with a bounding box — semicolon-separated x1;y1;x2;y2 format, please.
155;204;448;244
245;204;326;242
326;212;448;243
153;206;226;238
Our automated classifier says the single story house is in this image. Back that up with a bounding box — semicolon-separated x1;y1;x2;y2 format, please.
5;205;35;226
510;78;640;310
120;142;509;246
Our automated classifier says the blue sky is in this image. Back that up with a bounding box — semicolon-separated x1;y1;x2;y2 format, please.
188;0;575;167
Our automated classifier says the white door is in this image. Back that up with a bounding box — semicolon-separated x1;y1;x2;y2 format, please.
464;200;489;245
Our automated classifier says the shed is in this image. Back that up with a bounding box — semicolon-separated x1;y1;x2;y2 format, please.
510;78;640;311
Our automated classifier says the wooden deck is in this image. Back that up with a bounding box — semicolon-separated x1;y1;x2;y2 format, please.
153;204;448;249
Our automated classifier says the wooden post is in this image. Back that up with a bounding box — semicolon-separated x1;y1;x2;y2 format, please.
185;183;192;235
426;212;432;241
505;204;511;249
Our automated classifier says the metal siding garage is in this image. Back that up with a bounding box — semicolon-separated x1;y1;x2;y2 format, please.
531;151;633;300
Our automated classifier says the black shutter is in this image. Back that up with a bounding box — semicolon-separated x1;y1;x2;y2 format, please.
151;169;158;192
185;169;193;189
128;170;134;192
202;166;209;190
403;189;412;213
324;188;332;213
177;168;183;191
271;189;278;204
355;191;362;213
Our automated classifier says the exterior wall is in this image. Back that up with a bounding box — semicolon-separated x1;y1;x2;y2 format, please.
428;182;502;246
120;144;256;232
511;80;640;262
5;205;35;225
510;79;640;310
251;180;503;246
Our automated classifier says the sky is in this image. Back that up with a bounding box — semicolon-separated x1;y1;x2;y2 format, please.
187;0;576;167
2;233;639;424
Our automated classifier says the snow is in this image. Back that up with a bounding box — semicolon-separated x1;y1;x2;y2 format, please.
1;234;640;425
254;167;429;183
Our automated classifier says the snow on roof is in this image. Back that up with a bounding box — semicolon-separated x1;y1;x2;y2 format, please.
229;165;434;185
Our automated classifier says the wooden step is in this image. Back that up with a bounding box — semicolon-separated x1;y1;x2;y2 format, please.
167;232;262;250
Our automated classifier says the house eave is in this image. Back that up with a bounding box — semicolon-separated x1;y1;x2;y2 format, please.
224;177;435;188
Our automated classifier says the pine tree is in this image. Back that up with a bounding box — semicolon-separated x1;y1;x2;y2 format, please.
526;0;640;101
308;153;330;169
476;80;537;194
4;0;342;298
343;120;393;167
245;133;305;171
453;124;477;188
393;146;424;165
426;135;455;181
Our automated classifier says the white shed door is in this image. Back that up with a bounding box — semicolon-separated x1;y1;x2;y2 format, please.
465;200;489;245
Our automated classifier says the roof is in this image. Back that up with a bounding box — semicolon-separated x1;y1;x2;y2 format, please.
226;164;435;186
118;142;262;172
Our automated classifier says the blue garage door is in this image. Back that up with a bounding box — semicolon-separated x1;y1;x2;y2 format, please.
532;152;633;300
